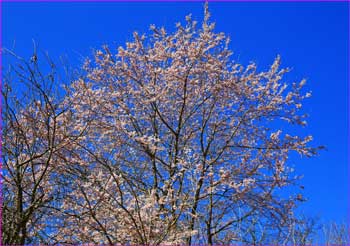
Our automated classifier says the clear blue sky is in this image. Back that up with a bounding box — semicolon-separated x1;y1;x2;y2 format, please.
2;2;349;225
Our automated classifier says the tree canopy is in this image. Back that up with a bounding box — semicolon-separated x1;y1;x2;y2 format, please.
2;4;330;245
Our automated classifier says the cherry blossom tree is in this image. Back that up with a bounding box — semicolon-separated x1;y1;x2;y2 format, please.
1;49;85;244
2;4;323;245
55;4;321;245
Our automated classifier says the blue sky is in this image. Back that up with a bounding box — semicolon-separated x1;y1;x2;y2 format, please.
2;2;349;225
